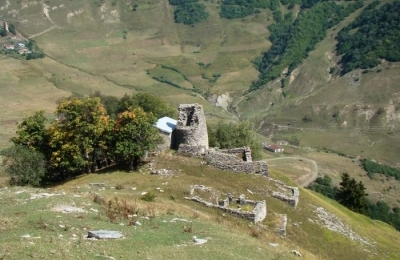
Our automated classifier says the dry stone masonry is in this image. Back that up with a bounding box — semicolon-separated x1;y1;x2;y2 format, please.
206;147;268;176
185;185;267;223
170;103;268;176
172;104;209;155
270;179;299;208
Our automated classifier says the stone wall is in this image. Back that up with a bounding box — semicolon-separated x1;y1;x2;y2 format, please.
276;214;287;237
270;180;299;208
171;104;208;155
156;131;172;151
205;148;268;176
220;147;252;162
176;144;206;157
186;186;267;223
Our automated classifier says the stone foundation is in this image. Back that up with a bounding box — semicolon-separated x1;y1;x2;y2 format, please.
270;179;299;208
186;185;266;223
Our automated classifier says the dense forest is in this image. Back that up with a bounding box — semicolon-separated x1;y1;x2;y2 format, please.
251;1;363;91
336;1;400;74
308;174;400;231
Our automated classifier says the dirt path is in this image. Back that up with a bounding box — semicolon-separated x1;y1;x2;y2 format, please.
28;25;57;39
263;156;318;187
27;2;59;39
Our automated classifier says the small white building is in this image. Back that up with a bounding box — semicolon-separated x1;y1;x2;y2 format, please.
154;116;177;150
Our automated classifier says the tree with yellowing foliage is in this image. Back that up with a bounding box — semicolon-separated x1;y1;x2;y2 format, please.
113;107;161;171
48;97;109;177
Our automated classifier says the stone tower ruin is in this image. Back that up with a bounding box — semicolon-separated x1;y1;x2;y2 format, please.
171;104;208;155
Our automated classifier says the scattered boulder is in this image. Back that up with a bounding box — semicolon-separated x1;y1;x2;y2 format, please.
89;183;106;187
192;236;207;245
291;250;302;257
87;230;123;239
53;206;86;213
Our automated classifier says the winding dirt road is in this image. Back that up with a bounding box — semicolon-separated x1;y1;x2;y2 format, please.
263;156;318;187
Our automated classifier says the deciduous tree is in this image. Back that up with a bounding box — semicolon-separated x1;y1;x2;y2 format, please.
113;107;161;171
0;145;46;187
118;93;176;119
48;97;109;177
11;110;49;155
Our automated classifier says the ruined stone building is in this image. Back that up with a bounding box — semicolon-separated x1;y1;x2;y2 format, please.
168;103;268;176
171;104;209;156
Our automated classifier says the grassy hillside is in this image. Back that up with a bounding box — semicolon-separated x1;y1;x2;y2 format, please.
0;0;400;245
236;0;400;166
1;152;399;259
0;0;399;166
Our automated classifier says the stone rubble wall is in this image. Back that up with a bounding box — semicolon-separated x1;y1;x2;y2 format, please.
205;148;268;176
185;196;267;223
177;144;207;157
186;186;266;223
190;185;212;196
271;188;299;208
276;214;287;237
269;178;299;208
253;201;267;223
220;147;252;162
156;131;172;151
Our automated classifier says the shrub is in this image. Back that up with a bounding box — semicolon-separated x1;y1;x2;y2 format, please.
0;145;46;187
141;192;157;202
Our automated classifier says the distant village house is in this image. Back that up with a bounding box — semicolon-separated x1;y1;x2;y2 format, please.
264;144;284;153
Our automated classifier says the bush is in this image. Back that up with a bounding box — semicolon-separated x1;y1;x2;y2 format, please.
26;52;45;60
208;121;262;159
141;192;157;202
0;145;46;187
8;23;16;35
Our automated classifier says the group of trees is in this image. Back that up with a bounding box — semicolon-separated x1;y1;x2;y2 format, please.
361;158;400;180
251;1;363;91
0;23;16;37
336;1;400;74
208;121;262;160
308;173;400;231
220;0;280;19
169;0;209;25
0;93;176;186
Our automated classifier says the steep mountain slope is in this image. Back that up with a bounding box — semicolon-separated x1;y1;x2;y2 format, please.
236;0;400;165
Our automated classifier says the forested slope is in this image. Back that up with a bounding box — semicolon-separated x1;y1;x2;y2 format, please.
337;1;400;74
